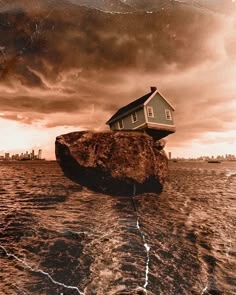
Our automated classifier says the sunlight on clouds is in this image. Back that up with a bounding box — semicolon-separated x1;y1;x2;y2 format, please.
0;1;235;159
0;118;78;159
201;130;236;143
167;130;236;158
0;119;38;151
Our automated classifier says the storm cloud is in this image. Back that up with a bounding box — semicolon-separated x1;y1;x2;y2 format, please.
0;0;236;156
0;1;224;77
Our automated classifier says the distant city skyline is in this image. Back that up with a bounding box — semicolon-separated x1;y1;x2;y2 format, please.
1;144;235;162
0;1;235;160
0;126;236;160
0;149;43;161
169;153;236;161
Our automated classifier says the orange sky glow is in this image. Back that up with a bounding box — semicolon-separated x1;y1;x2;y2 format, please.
0;0;235;159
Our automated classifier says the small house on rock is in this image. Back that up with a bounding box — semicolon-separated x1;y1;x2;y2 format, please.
106;86;176;140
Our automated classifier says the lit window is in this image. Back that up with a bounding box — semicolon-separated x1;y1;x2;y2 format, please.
131;112;138;123
147;106;154;118
118;120;124;129
165;109;172;120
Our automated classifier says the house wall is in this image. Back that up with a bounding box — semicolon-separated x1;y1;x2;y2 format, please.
110;108;146;130
110;122;117;130
146;93;175;126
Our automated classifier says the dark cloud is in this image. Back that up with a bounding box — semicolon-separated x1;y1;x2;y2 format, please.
0;0;235;151
0;95;85;113
0;1;223;81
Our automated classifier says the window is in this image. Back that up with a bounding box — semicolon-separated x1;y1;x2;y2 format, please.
165;109;172;120
118;119;124;129
131;112;138;123
147;106;154;118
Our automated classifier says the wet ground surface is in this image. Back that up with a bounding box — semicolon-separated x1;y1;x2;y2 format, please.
0;161;235;294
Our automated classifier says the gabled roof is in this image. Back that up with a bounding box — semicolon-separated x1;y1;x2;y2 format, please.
106;88;175;125
106;91;153;124
144;91;176;111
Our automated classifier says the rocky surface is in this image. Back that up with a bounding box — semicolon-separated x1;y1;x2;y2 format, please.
55;131;168;195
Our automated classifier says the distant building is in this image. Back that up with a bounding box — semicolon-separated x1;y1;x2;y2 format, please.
5;153;10;160
106;86;176;140
168;152;172;160
0;149;45;161
38;149;42;159
31;149;35;159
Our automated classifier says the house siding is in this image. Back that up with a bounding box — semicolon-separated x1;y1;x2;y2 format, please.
110;122;118;130
111;108;146;130
146;93;174;126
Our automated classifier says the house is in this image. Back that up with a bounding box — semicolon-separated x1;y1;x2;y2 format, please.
106;86;176;140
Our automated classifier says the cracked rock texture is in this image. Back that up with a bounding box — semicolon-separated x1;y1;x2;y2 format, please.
55;131;168;195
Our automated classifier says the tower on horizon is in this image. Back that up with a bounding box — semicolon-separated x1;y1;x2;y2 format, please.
31;149;35;160
38;149;42;159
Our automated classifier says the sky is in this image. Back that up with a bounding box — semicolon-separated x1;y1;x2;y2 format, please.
0;0;235;159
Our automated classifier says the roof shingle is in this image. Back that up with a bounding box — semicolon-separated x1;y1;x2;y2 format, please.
106;91;153;124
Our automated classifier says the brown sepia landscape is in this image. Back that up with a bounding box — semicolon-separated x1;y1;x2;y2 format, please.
0;1;235;295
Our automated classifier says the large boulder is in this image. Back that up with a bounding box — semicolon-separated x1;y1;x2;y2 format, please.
55;131;168;195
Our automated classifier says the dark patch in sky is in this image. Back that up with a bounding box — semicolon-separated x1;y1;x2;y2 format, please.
0;2;222;83
0;0;235;147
